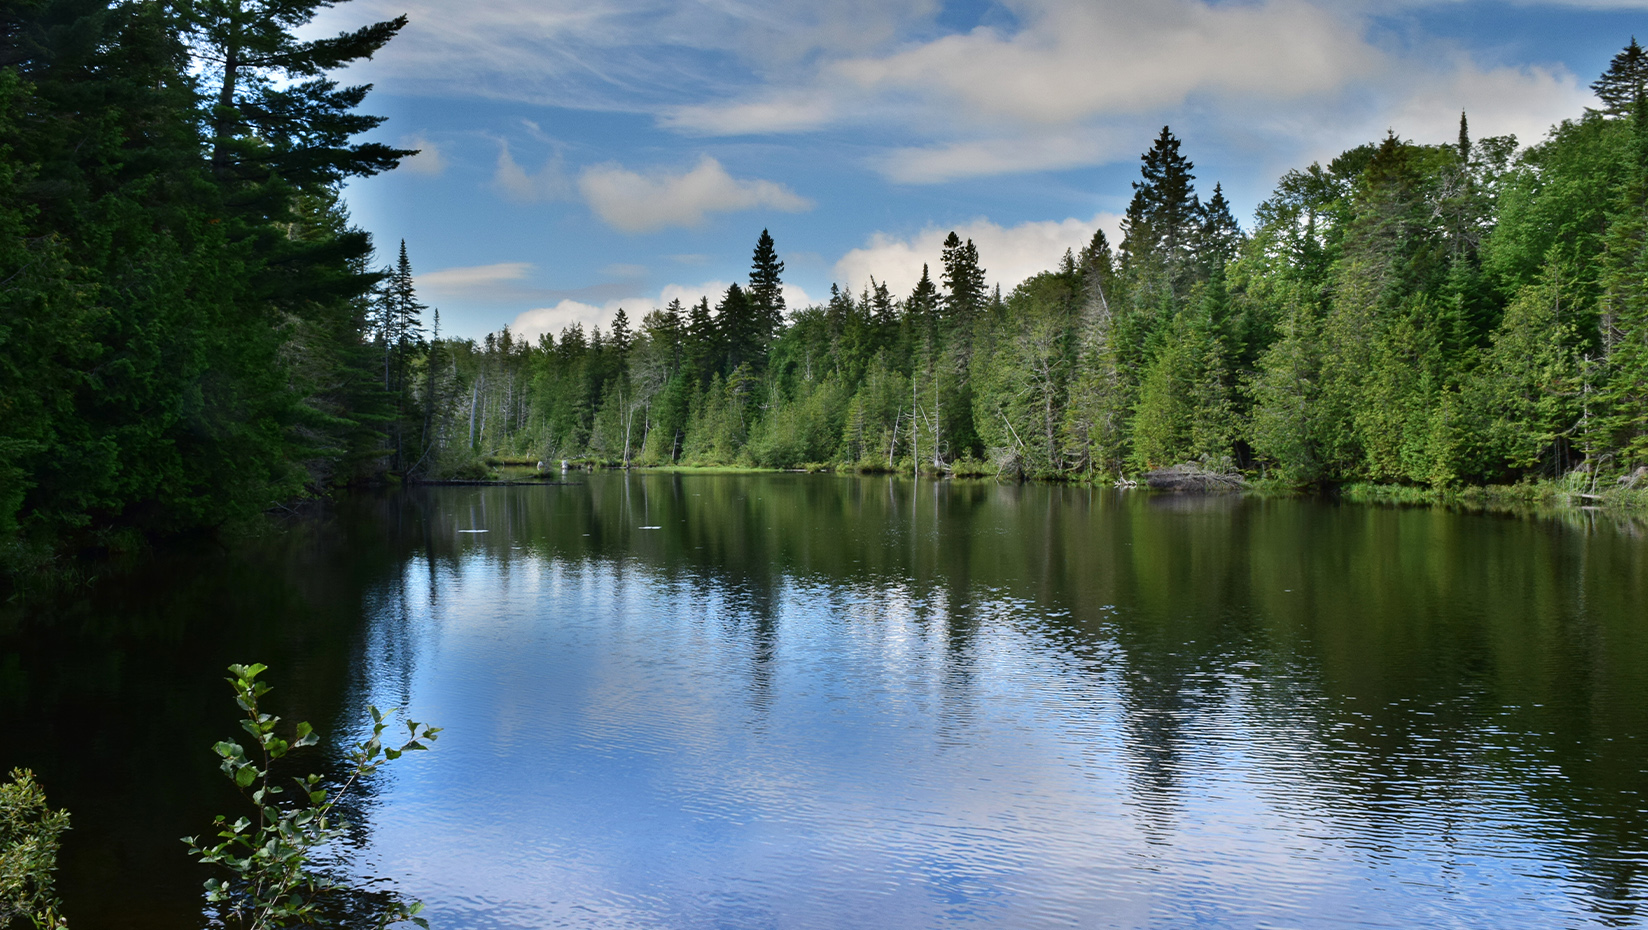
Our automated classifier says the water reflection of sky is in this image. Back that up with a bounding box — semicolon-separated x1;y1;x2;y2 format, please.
335;488;1641;929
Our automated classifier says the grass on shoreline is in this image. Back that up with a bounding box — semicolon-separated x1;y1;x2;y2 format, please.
1330;479;1648;514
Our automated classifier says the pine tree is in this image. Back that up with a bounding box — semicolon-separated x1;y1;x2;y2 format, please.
188;0;413;184
907;264;940;323
1593;38;1648;117
609;307;633;356
940;232;987;324
685;296;717;384
869;277;896;325
717;284;759;373
1122;126;1199;278
747;229;786;340
1195;183;1243;271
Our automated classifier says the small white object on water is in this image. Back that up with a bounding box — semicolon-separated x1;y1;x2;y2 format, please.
639;526;662;530
458;529;489;534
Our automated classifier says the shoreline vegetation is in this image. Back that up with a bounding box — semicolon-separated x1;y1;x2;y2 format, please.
7;3;1648;577
417;457;1648;521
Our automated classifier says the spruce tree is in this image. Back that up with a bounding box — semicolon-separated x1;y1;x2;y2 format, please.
1593;38;1648;117
1195;183;1243;270
940;232;986;323
717;284;758;373
1122;126;1199;273
188;0;413;184
908;264;940;322
747;228;786;339
609;307;633;356
685;297;717;384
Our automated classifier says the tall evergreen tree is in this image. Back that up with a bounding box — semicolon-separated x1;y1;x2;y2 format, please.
188;0;412;184
609;307;633;356
717;283;760;373
940;232;987;324
747;228;786;340
1122;126;1199;278
1593;37;1648;116
1195;183;1243;270
908;264;940;322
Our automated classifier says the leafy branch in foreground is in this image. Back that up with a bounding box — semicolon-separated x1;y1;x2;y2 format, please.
0;769;69;930
185;663;439;930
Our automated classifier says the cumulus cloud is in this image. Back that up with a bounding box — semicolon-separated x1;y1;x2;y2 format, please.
510;279;816;341
399;134;449;176
834;213;1124;298
578;156;812;233
1373;61;1588;152
494;142;572;203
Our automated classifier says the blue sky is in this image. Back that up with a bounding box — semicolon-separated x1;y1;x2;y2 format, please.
317;0;1647;342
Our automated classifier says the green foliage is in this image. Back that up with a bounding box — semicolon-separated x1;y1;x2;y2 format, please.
0;769;69;930
185;663;438;930
1;0;414;569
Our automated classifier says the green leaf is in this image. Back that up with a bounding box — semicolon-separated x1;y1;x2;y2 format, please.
234;765;257;788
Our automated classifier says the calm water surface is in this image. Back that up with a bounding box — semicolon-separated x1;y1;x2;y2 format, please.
3;475;1647;928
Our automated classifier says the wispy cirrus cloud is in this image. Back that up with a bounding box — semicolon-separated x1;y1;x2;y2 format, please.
644;0;1595;183
419;262;534;294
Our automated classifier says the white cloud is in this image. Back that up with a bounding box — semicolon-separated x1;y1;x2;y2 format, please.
835;0;1377;127
578;156;812;233
651;0;1601;186
834;213;1124;298
510;300;612;341
419;262;535;298
493;142;571;203
663;92;843;135
511;279;816;341
1377;61;1589;152
399;134;448;176
877;130;1134;184
319;0;1622;217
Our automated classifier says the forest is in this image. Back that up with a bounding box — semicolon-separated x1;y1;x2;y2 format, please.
421;42;1648;494
4;0;1648;571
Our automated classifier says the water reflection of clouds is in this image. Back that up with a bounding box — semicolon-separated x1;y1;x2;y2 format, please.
341;493;1639;929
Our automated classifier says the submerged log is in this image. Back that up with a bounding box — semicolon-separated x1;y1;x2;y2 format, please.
1144;463;1247;493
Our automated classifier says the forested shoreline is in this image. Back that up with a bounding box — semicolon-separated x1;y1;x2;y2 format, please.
424;44;1648;499
5;1;1648;572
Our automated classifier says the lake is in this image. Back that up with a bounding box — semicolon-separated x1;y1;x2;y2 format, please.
2;474;1646;928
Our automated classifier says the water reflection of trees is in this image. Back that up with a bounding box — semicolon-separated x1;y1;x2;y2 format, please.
406;476;1648;922
343;477;1648;923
